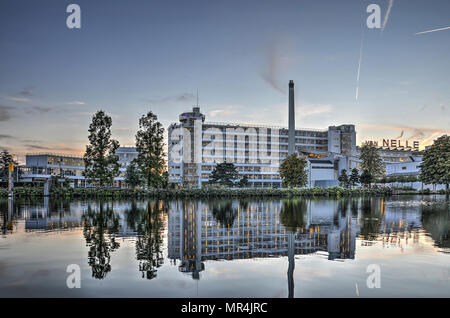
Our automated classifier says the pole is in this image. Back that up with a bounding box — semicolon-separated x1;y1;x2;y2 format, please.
8;161;14;197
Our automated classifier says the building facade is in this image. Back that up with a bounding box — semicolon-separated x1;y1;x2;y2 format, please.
168;107;357;188
20;147;139;187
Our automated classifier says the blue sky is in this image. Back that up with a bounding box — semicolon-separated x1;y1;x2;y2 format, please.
0;0;449;160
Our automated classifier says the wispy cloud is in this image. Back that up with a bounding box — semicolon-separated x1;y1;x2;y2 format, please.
25;106;53;114
6;97;30;102
23;144;79;153
208;108;239;119
0;134;15;140
18;86;35;97
297;103;334;119
415;26;450;35
382;0;394;32
0;105;14;121
65;101;85;105
145;93;196;104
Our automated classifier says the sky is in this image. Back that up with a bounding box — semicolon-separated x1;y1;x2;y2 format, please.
0;0;449;162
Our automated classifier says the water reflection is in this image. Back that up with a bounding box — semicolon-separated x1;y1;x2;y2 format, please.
82;202;121;279
125;201;166;279
0;195;449;296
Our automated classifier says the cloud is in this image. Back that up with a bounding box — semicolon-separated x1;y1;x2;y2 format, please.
65;101;85;105
24;144;78;152
145;93;196;104
0;105;14;121
206;102;333;128
0;134;14;140
297;104;333;119
6;97;30;102
382;0;394;32
18;86;35;97
30;106;52;113
208;108;239;119
22;106;53;114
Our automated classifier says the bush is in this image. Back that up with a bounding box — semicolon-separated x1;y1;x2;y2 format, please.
0;185;396;199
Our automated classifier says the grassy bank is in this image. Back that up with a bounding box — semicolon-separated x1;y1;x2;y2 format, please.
1;185;445;199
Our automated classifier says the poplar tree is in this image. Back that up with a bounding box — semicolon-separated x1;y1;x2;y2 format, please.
135;111;165;188
83;110;120;187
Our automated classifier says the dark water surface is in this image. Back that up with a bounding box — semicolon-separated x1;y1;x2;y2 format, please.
0;195;449;298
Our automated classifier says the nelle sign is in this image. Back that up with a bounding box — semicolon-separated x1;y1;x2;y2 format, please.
365;139;420;150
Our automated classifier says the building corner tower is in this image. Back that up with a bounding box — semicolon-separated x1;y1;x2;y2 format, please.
288;80;295;155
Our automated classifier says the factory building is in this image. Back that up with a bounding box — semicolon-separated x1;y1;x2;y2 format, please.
20;147;138;187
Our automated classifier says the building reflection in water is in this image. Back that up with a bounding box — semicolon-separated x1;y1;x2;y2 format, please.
1;196;448;294
168;199;360;283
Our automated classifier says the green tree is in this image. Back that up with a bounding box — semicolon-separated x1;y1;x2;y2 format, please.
338;169;349;188
279;154;308;188
420;135;450;192
359;144;385;183
83;110;120;187
135;111;165;188
238;175;249;188
0;150;19;182
349;168;359;188
209;162;239;187
125;161;144;188
359;169;373;188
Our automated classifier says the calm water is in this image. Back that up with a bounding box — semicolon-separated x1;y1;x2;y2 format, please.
0;195;449;298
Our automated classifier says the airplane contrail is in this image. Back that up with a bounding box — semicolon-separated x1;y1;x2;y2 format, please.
415;26;450;35
355;36;364;101
382;0;394;32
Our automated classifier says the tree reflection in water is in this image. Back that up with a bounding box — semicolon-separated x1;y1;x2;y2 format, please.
359;197;383;241
82;202;120;279
422;200;450;251
279;199;307;233
210;200;238;228
126;201;165;280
